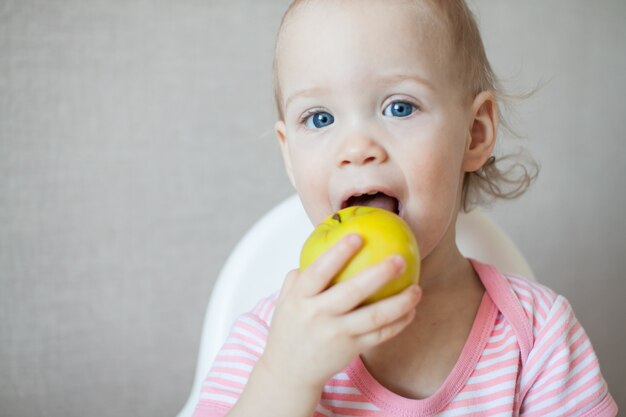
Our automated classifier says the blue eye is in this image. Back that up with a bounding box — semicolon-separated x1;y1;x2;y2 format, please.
383;101;416;117
304;111;334;129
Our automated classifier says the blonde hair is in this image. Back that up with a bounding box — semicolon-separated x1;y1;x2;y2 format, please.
272;0;539;212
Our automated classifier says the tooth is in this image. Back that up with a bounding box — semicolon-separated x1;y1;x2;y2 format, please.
367;191;378;195
353;193;363;197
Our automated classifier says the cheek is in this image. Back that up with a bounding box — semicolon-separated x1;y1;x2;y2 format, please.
288;147;332;224
402;143;466;258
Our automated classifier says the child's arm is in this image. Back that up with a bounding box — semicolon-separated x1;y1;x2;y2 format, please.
209;234;421;417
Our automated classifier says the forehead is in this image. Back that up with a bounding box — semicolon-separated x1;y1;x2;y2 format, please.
276;0;452;101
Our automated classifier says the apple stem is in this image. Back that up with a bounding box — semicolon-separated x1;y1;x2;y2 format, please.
333;213;342;223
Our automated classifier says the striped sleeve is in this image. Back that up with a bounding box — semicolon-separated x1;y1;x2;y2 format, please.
192;295;277;417
518;295;617;417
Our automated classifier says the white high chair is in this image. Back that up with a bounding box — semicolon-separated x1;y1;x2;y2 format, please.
177;194;534;417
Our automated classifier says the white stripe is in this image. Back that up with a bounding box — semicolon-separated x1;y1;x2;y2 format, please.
322;399;380;411
479;412;516;417
506;274;525;286
523;349;569;391
467;365;518;385
323;385;362;394
533;286;554;320
525;378;603;417
232;326;266;348
482;334;517;356
200;392;237;405
454;379;516;401
524;345;596;404
524;366;601;414
569;386;608;417
475;349;518;370
543;350;594;393
488;326;512;344
237;315;269;336
239;313;270;332
211;360;254;373
510;283;532;301
331;372;350;381
218;348;260;362
519;300;533;314
438;395;513;417
204;380;244;394
524;328;588;394
314;404;334;417
522;300;573;387
259;301;273;321
225;336;264;354
315;403;369;417
492;320;506;333
205;371;247;385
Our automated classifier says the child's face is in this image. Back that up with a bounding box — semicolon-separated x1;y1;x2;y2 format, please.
275;0;494;261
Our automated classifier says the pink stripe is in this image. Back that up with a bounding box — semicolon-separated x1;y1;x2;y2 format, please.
202;388;240;400
446;393;525;417
526;301;572;367
229;331;264;347
529;336;590;394
527;353;600;406
465;371;518;391
327;379;357;388
211;366;251;378
220;343;262;359
320;404;377;416
215;354;258;367
481;331;517;357
523;375;604;416
470;355;519;378
205;376;245;391
321;392;368;402
236;318;268;340
534;286;556;319
192;403;229;417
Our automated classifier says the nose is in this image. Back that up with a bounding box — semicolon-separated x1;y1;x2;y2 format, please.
336;132;388;167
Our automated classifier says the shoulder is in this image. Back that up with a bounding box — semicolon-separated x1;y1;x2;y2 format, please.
473;259;581;362
505;276;619;415
486;271;617;415
502;273;566;336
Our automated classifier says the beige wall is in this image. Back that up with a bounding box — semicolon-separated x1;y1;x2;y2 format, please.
1;1;624;416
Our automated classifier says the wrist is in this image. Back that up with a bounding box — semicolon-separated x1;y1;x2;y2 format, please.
256;353;326;394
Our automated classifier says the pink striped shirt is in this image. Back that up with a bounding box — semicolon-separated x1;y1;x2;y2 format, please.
193;259;617;417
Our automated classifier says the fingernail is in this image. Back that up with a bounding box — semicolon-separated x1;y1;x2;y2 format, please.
346;234;362;246
412;285;422;299
392;255;406;272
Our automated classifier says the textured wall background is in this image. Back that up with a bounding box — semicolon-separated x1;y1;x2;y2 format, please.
1;1;624;416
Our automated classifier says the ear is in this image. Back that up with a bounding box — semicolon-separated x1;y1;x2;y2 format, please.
462;91;498;172
275;120;297;189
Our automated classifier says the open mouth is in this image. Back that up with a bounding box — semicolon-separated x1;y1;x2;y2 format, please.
343;192;400;215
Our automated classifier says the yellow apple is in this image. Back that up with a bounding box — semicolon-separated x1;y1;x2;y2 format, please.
300;206;420;304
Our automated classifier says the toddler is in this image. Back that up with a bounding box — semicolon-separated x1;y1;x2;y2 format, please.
193;0;617;416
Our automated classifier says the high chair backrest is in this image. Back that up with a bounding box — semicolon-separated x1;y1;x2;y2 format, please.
176;194;535;417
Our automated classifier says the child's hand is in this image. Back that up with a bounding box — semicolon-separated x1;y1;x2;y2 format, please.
258;234;422;391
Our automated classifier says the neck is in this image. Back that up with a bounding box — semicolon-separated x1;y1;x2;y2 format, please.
418;223;472;293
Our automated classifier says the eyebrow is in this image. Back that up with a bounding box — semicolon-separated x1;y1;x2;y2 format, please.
382;74;436;91
285;86;330;109
284;74;435;109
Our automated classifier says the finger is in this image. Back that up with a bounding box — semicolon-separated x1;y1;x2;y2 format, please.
278;268;300;299
298;234;363;297
347;285;421;336
319;255;407;314
355;308;417;349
